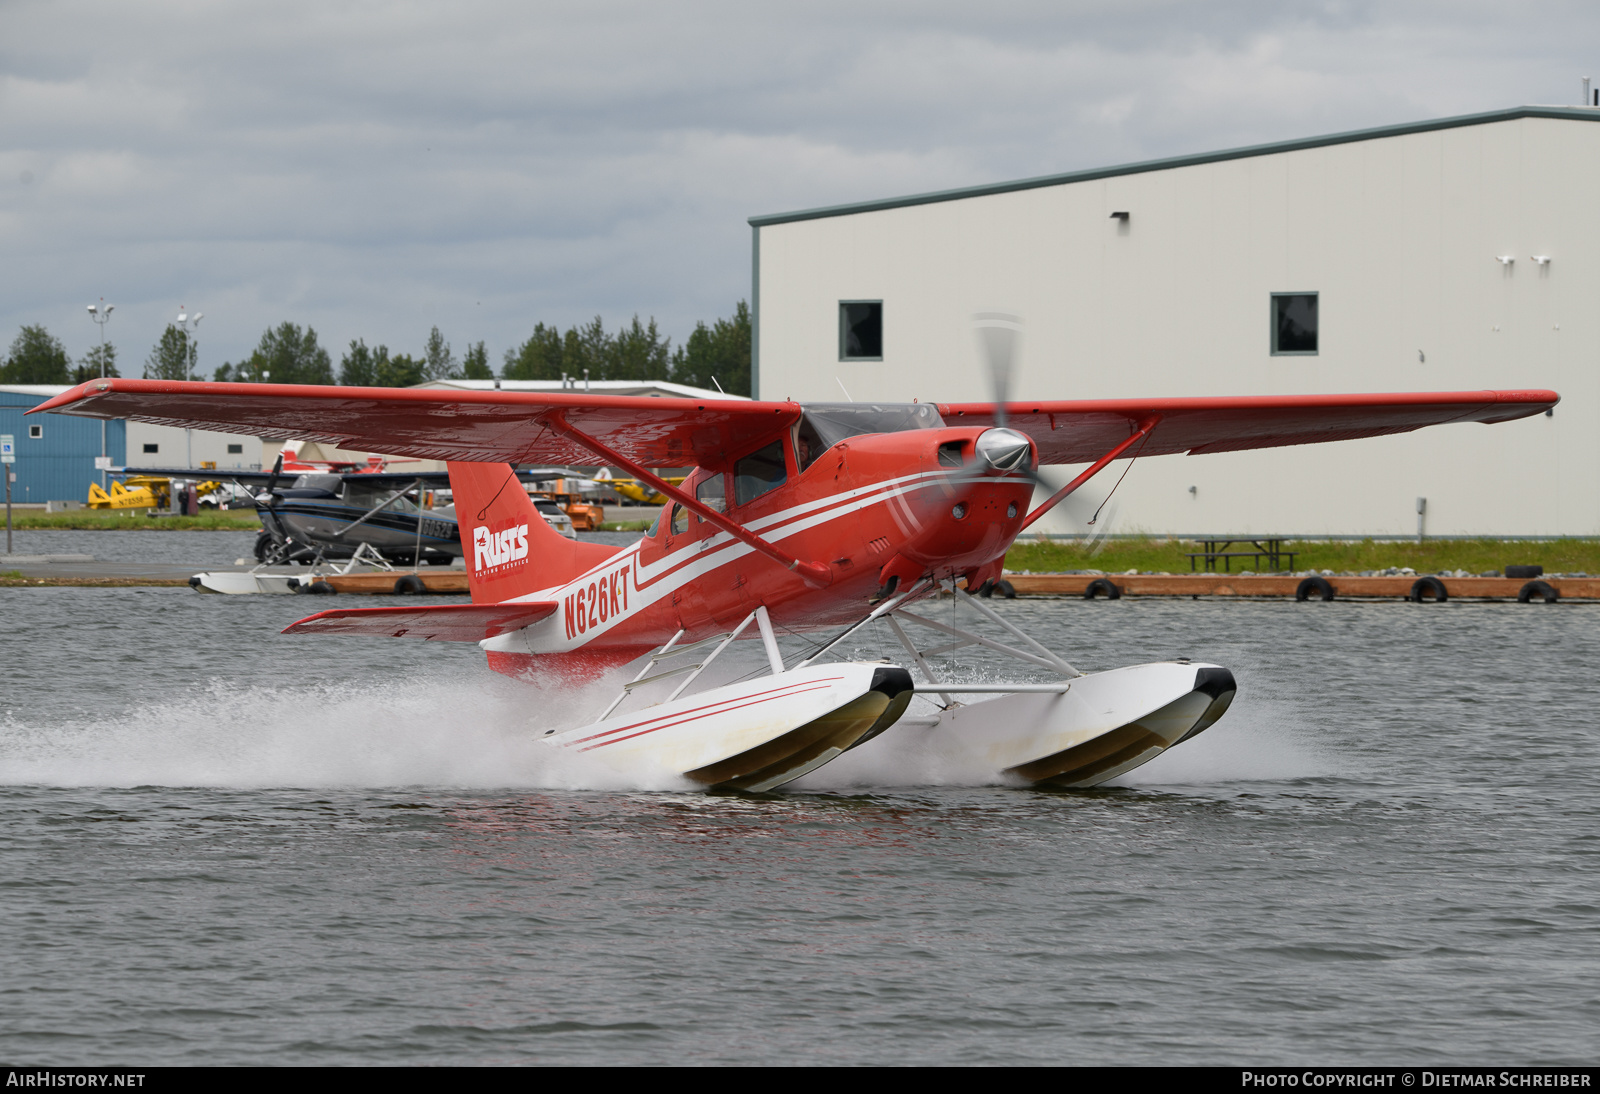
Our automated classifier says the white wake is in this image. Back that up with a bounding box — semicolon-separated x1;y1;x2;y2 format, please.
0;671;689;791
0;665;1338;792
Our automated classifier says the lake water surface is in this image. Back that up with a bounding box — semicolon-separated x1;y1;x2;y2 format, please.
0;588;1595;1065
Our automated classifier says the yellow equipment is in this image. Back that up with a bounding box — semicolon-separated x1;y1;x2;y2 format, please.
594;469;680;506
88;476;172;510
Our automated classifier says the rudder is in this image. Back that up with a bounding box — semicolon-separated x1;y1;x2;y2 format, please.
447;462;620;604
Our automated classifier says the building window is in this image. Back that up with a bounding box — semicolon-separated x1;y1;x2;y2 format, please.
143;443;159;453
839;301;883;361
1271;293;1318;355
28;425;42;439
227;444;243;454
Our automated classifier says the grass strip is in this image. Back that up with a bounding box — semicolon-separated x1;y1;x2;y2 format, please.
6;511;263;531
1004;536;1600;575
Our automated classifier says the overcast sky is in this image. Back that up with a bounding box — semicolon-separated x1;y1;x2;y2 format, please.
3;1;1596;374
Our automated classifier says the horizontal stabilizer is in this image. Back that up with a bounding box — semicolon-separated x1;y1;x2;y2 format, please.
283;601;558;642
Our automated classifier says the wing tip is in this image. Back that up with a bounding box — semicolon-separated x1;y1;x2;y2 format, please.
28;380;101;414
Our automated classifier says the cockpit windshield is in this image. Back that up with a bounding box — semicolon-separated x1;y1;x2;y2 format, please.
795;402;945;471
290;474;343;495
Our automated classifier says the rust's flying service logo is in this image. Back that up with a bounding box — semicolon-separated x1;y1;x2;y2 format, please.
474;523;529;572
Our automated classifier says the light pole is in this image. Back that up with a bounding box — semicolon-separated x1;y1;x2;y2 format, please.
173;307;203;379
87;300;114;489
174;306;203;468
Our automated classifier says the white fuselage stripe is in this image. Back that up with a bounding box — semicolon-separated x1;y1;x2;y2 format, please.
487;468;994;652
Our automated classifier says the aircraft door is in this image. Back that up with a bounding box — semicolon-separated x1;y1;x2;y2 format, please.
640;499;716;634
691;470;757;626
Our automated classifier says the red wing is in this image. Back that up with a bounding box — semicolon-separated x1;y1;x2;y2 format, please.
283;602;559;642
34;380;1557;467
936;390;1559;464
32;379;798;466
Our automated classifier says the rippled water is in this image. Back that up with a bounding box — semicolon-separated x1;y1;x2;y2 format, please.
4;528;259;566
1;588;1595;1065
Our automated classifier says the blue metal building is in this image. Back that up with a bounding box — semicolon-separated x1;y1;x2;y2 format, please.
0;386;126;505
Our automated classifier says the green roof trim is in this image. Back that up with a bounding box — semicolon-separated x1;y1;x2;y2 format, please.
748;106;1600;228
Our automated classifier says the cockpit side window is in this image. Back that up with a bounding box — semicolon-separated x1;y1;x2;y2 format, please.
670;503;689;537
342;481;418;511
734;441;787;507
795;418;825;473
695;473;727;515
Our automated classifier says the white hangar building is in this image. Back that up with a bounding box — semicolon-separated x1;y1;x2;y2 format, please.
748;105;1600;538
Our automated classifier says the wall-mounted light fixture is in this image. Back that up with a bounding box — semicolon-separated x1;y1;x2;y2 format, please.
1187;485;1197;498
1531;255;1552;266
1495;255;1514;266
1109;211;1130;221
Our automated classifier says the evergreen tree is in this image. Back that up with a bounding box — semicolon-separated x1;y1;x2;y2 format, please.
2;325;72;384
376;351;426;388
144;325;197;380
671;300;751;396
614;315;672;381
339;339;379;386
462;341;492;380
561;327;586;382
232;322;335;385
502;323;564;380
423;326;457;381
567;316;611;383
73;342;119;384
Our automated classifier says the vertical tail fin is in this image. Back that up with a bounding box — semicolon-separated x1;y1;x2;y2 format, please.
447;462;621;604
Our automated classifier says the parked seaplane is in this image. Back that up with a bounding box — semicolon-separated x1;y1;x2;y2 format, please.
33;360;1556;791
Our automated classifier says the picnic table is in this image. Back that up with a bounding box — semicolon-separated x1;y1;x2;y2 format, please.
1185;537;1298;573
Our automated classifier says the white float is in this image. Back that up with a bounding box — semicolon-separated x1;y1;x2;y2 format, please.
190;571;299;595
874;660;1235;787
542;659;913;792
540;586;1235;792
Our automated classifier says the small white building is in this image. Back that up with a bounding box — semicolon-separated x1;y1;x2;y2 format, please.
124;422;278;471
749;105;1600;538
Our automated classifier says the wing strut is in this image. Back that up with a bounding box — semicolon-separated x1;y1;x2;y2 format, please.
1019;415;1161;532
544;413;832;587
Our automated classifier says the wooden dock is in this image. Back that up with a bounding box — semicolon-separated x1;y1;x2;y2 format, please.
305;571;1596;600
311;571;470;595
1003;573;1598;601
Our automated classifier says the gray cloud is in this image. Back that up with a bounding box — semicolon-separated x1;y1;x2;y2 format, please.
3;0;1596;372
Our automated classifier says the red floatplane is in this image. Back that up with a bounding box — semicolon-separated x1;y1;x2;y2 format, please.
34;371;1557;791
